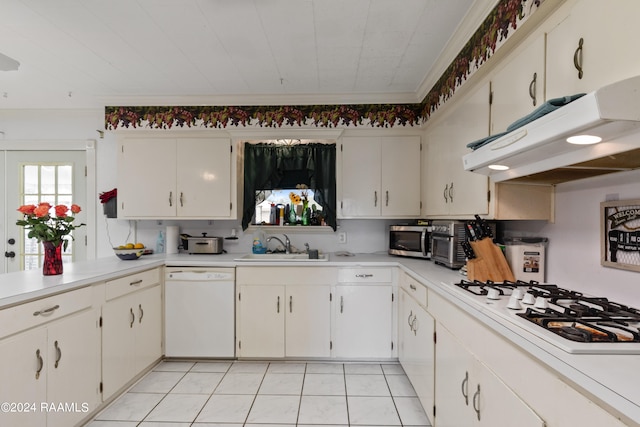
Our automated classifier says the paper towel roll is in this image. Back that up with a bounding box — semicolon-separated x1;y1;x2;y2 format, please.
166;226;179;254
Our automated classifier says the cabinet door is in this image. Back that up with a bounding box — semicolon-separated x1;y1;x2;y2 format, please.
423;125;451;216
102;293;136;399
134;285;162;373
380;136;421;216
434;324;474;427
176;138;232;218
340;137;382;217
47;309;101;427
285;285;331;358
118;139;176;217
238;285;285;358
399;291;435;421
491;35;545;134
334;285;393;358
0;328;47;427
546;0;640;99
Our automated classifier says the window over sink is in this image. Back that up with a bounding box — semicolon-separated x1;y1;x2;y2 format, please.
242;140;336;230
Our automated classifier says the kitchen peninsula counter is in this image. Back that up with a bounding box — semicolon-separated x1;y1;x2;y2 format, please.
0;253;638;425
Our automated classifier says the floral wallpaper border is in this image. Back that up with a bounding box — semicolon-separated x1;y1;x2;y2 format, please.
105;0;543;131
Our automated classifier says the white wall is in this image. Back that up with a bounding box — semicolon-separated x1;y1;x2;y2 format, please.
504;169;640;308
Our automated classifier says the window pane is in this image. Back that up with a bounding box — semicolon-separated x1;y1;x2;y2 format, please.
58;165;72;194
41;165;56;194
23;165;39;194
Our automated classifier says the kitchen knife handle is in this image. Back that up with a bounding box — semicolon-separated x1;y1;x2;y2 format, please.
529;72;537;106
461;371;469;405
573;37;584;79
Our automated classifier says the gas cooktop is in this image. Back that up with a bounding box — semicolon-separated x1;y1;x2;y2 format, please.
452;279;640;354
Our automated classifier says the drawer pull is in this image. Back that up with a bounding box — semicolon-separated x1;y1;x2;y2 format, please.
573;37;584;79
289;295;293;313
355;274;373;278
340;296;344;313
35;349;43;380
33;304;60;316
407;311;414;327
461;371;469;405
409;284;417;291
138;304;144;323
130;308;135;328
129;279;143;286
473;384;481;421
277;296;280;313
54;340;62;368
528;72;537;106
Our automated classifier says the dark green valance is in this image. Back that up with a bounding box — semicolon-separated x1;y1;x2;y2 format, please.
242;143;337;231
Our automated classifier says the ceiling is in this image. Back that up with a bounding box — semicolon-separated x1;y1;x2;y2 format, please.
0;0;490;109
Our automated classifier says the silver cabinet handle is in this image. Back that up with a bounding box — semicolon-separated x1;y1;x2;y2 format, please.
443;184;449;203
355;274;373;278
54;340;62;368
340;296;344;313
411;317;418;335
374;191;378;207
449;182;454;202
473;384;481;421
409;284;417;291
33;304;60;316
35;349;43;380
169;191;173;207
129;279;143;286
289;295;293;313
277;296;280;313
528;72;537;106
385;190;389;206
180;192;184;207
138;304;144;323
130;308;135;328
573;37;584;79
407;311;414;327
461;371;469;405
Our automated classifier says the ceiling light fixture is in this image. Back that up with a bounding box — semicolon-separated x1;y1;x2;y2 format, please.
566;134;602;145
488;164;509;171
0;53;20;71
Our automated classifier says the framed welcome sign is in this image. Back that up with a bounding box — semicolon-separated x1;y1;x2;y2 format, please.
601;199;640;272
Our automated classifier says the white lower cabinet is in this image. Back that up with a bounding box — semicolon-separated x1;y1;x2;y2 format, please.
102;268;163;399
0;287;101;427
434;324;544;427
236;267;334;359
334;268;396;359
399;283;435;422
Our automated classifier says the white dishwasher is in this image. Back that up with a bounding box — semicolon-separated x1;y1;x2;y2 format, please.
165;267;235;358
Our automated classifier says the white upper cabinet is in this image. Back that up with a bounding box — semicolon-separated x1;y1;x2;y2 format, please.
546;0;640;98
423;83;490;217
339;136;421;218
490;35;546;135
117;137;235;219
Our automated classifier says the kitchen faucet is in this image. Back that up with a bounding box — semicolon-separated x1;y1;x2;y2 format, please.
267;234;291;253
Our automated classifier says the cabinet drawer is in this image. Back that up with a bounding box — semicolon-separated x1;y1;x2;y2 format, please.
338;268;392;283
0;286;93;339
400;273;427;308
105;267;161;301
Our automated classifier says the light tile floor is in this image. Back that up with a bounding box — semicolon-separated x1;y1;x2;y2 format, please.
85;360;432;427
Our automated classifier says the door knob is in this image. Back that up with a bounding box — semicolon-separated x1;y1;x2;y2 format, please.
4;251;15;258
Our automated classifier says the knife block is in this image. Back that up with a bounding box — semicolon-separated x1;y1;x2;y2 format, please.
467;238;515;282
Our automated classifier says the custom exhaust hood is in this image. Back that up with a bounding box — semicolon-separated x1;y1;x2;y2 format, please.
462;75;640;185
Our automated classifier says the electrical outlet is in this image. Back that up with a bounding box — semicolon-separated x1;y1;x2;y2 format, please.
338;232;347;244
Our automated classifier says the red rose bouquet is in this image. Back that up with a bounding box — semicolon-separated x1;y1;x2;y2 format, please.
16;202;85;250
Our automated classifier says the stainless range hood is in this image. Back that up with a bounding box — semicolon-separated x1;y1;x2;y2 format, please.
462;75;640;184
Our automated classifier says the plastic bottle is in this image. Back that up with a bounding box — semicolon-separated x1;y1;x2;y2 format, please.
156;231;165;254
252;229;267;254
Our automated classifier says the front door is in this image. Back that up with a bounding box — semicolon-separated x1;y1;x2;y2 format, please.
4;151;87;273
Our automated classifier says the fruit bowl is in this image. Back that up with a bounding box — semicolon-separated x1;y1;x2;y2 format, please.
113;247;145;260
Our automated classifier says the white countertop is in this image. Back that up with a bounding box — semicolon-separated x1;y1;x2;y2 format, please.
1;252;638;425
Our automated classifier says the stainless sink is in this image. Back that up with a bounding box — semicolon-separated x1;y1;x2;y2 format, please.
235;253;329;262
